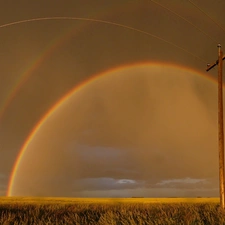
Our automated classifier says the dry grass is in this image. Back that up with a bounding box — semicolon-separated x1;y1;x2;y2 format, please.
0;197;224;224
0;197;220;204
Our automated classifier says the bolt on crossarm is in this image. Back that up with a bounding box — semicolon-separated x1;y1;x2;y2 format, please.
206;44;225;209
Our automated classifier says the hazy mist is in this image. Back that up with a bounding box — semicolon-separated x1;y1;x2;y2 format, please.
12;65;219;197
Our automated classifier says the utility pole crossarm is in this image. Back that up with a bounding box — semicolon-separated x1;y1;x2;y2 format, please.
206;55;225;71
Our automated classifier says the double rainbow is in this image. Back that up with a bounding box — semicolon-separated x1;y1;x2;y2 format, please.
7;61;218;196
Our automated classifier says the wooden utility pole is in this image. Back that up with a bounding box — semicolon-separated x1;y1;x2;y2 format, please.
206;44;225;209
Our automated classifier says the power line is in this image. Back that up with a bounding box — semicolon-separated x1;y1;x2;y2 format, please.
188;0;225;34
149;0;218;44
0;17;207;63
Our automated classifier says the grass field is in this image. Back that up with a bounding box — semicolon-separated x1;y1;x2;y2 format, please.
0;197;224;224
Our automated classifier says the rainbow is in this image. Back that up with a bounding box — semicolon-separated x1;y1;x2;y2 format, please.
0;13;209;123
0;1;135;122
0;25;77;122
7;62;218;196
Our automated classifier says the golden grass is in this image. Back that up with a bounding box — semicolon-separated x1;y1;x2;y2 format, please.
0;196;220;204
0;197;223;224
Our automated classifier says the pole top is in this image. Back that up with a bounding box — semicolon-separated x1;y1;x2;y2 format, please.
218;43;222;48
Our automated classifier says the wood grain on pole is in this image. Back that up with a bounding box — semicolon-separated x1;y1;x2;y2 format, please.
206;45;225;209
218;44;225;209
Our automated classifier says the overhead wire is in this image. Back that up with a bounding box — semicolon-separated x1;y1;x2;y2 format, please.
187;0;225;34
149;0;218;44
0;16;209;124
0;17;207;63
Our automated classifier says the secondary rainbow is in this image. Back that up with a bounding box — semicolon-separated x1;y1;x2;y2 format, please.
0;1;132;122
7;62;218;196
0;13;208;123
0;23;81;122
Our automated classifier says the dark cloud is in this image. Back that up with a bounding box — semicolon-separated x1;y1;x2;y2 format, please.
153;177;214;189
73;178;145;191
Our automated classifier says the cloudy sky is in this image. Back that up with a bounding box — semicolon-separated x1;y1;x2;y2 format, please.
0;0;225;197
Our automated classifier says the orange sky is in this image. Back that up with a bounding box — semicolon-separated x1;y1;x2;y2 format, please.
0;0;225;197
